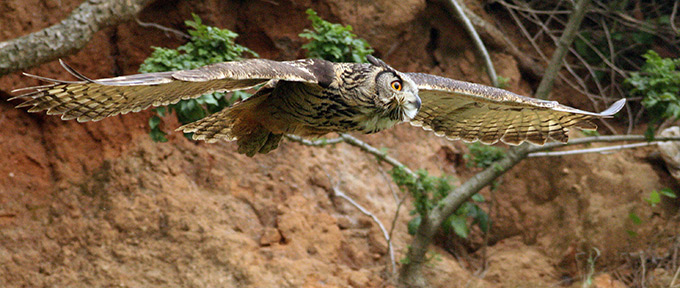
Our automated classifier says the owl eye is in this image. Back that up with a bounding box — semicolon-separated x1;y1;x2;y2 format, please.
391;80;402;91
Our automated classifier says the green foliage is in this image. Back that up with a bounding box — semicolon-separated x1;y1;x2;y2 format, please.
625;50;680;137
299;9;373;63
464;143;506;169
645;188;677;207
658;187;678;198
496;76;510;89
628;212;642;225
627;188;676;236
440;194;489;239
580;129;600;137
139;14;257;141
396;143;504;239
391;167;490;239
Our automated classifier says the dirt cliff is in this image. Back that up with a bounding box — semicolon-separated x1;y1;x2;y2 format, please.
1;0;678;287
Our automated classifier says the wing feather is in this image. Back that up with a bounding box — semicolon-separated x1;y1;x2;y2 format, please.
406;72;625;145
11;59;324;122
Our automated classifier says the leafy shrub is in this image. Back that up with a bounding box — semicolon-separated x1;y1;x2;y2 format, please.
464;143;506;169
625;50;680;137
299;9;373;63
391;167;490;239
140;14;257;141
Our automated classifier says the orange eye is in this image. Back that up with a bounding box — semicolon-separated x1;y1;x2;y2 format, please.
391;80;402;91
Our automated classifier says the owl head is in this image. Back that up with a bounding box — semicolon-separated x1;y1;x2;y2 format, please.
367;56;421;122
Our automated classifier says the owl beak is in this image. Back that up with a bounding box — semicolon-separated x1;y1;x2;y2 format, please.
412;96;421;111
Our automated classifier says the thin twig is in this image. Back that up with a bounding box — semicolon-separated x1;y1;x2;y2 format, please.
600;19;616;104
505;4;550;63
672;264;680;287
332;186;397;275
377;165;400;204
388;195;406;249
527;135;680;154
376;164;408;264
640;252;646;286
528;141;660;157
671;0;679;35
495;0;572;15
285;134;345;146
447;0;498;86
339;134;415;177
135;18;191;39
534;0;592;99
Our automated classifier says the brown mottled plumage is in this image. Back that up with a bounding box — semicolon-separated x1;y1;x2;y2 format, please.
10;56;625;156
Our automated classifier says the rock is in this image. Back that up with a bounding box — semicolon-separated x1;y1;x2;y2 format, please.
658;126;680;181
592;273;626;288
259;227;282;246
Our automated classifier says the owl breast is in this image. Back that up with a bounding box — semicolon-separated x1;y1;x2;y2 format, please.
258;81;399;137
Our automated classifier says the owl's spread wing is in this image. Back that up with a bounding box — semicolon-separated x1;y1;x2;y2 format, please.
11;59;332;122
406;73;625;145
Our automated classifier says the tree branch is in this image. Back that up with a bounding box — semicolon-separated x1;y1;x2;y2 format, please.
529;142;660;157
534;0;592;99
0;0;155;76
446;0;498;86
398;143;531;287
398;0;594;286
332;186;397;275
527;135;680;153
338;134;416;177
458;4;544;80
285;135;345;146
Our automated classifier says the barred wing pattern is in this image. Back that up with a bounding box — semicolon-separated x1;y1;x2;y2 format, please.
407;73;626;145
10;59;321;122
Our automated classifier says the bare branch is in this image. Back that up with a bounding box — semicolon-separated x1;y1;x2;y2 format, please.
529;142;660;157
331;186;397;276
461;4;544;79
672;0;679;35
534;0;592;99
135;18;190;40
398;143;532;287
0;0;154;76
446;0;498;86
399;1;595;285
527;135;680;153
339;134;416;177
285;134;345;146
671;264;680;287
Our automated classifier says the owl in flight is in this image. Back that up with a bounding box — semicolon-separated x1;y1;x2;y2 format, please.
11;56;625;156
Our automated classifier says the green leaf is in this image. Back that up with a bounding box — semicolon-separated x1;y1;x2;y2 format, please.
629;212;642;225
660;188;677;198
472;206;491;233
140;14;259;142
446;215;469;238
466;143;506;168
626;50;680;136
644;126;656;141
407;216;421;235
646;190;661;207
299;9;373;63
155;107;167;117
149;127;168;143
149;115;162;129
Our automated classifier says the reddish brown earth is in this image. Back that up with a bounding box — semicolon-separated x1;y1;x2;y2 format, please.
1;0;678;287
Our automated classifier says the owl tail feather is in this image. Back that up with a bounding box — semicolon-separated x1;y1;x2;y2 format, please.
177;90;282;157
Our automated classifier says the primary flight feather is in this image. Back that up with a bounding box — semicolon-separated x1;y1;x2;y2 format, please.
10;56;625;156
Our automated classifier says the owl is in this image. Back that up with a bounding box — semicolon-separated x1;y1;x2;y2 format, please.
11;56;625;156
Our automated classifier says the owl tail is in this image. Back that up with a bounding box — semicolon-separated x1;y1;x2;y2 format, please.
177;90;283;157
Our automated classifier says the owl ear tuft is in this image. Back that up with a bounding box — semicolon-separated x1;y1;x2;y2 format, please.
367;55;390;69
